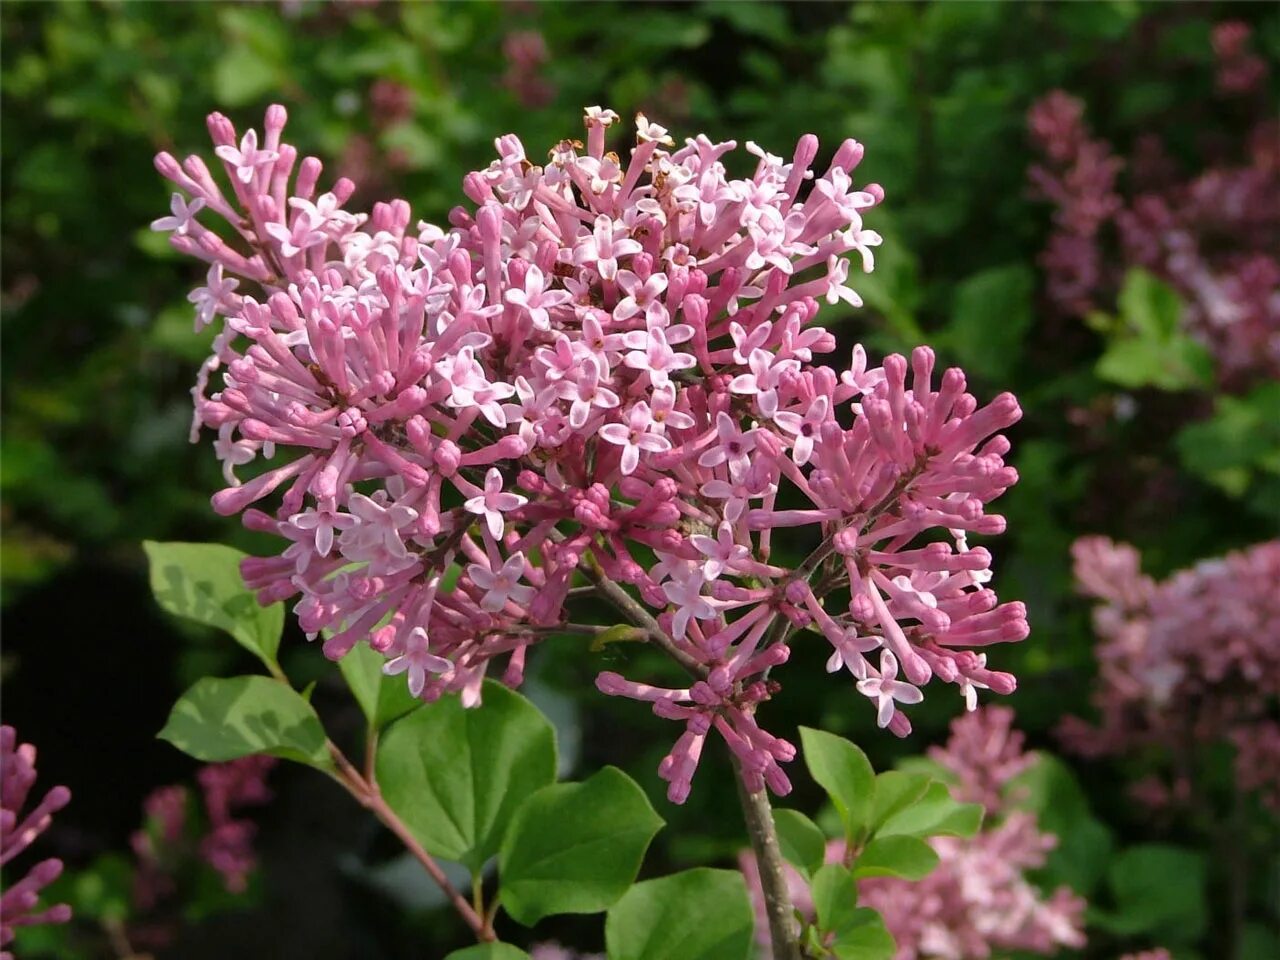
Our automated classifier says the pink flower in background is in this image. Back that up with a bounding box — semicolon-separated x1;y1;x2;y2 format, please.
1062;537;1280;808
1028;24;1280;387
741;709;1086;959
131;755;277;913
157;103;1025;803
501;29;555;109
0;727;71;957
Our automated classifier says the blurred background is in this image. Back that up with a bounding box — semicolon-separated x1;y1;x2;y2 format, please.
1;1;1277;958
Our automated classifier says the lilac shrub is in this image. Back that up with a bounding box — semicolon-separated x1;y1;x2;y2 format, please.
1028;21;1279;388
1062;536;1280;809
0;727;71;957
153;104;1027;807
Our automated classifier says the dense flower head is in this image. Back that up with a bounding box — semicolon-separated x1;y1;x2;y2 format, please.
156;104;1024;802
742;709;1086;959
1062;537;1280;808
0;726;72;957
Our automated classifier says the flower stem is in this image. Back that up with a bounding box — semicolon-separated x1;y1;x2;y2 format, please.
583;561;801;957
733;754;803;960
327;741;494;942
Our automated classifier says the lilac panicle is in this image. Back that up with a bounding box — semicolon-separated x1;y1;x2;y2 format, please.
1063;536;1280;809
1;727;72;957
157;104;1025;802
1028;26;1279;389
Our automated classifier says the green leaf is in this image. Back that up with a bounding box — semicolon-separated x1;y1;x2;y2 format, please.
877;781;983;839
869;771;930;832
1096;336;1212;391
946;264;1034;381
1096;269;1213;390
376;681;556;872
829;912;896;960
338;641;421;730
1118;268;1182;339
605;868;755;960
811;864;860;937
773;808;828;877
799;727;875;842
159;675;330;768
1097;844;1206;941
499;766;664;926
212;45;279;107
444;946;531;960
852;835;939;880
143;541;283;669
68;854;133;922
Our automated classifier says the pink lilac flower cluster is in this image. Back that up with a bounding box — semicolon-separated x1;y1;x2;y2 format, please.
132;755;277;910
742;708;1086;959
0;727;71;957
155;104;1025;803
1061;537;1280;809
1028;22;1279;387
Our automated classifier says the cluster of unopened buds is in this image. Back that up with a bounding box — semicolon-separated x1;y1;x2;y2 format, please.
1;726;72;957
155;103;1025;803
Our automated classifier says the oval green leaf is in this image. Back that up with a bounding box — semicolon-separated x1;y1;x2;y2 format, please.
376;681;556;872
877;780;983;840
158;675;330;768
869;771;930;832
852;835;939;881
144;541;283;668
773;808;828;877
798;727;875;842
499;766;664;926
605;868;754;960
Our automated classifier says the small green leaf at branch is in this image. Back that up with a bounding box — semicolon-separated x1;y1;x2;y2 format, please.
158;675;330;768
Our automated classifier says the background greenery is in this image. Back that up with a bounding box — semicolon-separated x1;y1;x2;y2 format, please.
2;1;1277;958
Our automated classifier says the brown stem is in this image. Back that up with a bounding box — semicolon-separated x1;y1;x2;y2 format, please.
578;551;708;678
733;755;803;960
327;743;493;941
582;561;799;955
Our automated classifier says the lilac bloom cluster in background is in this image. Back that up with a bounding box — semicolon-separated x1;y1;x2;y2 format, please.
1062;537;1280;810
132;755;277;909
1028;20;1279;389
154;104;1026;803
0;727;71;958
